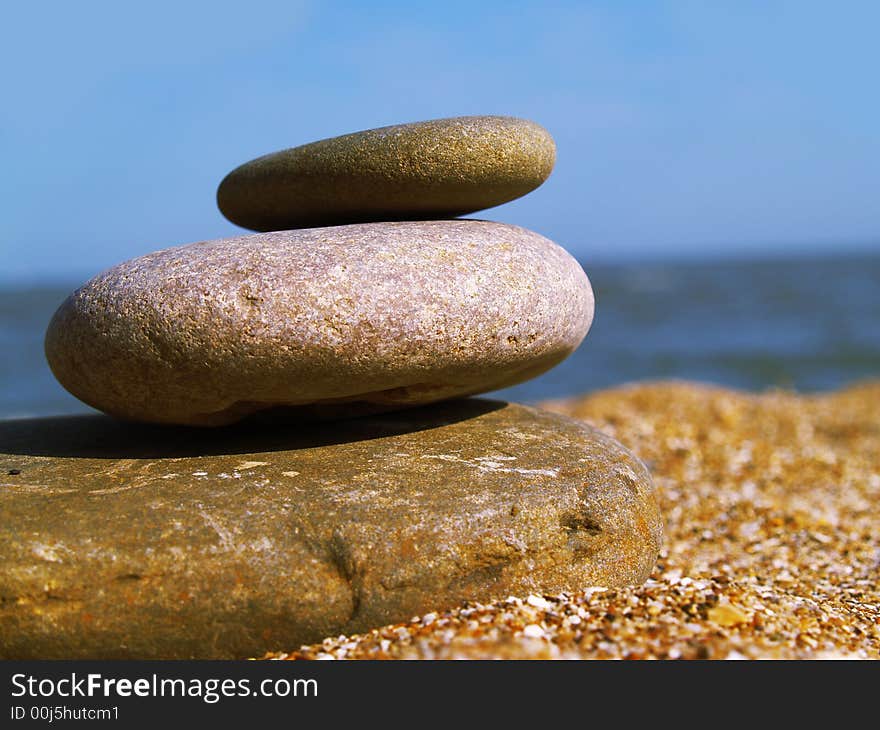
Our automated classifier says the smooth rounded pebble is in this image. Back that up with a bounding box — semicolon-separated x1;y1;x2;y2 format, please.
45;220;593;426
216;115;556;231
0;400;662;659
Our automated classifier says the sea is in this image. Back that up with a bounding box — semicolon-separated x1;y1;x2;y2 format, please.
2;252;879;420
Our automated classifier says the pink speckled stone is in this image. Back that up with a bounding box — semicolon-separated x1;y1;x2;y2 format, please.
45;220;593;425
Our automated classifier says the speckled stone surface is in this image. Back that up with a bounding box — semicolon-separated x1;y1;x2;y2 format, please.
216;116;556;231
0;400;661;659
45;221;593;426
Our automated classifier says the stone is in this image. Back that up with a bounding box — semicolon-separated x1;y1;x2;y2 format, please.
216;115;556;231
0;400;662;659
45;220;593;426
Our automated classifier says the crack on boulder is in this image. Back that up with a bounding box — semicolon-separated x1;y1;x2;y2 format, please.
114;573;143;582
559;512;602;536
559;509;605;556
326;532;363;625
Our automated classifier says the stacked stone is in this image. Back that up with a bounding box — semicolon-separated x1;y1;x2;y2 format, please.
48;117;587;426
3;117;661;659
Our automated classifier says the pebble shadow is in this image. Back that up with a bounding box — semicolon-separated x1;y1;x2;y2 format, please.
0;398;506;459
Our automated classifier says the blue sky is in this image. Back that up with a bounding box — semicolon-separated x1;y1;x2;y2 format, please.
2;0;879;283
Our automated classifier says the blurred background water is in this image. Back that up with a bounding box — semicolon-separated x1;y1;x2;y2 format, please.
4;251;878;420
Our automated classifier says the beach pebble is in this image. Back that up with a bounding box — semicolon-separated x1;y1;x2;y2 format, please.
0;400;661;659
45;220;592;426
216;115;556;231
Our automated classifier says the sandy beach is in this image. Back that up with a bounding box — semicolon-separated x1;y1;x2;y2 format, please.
263;380;880;659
